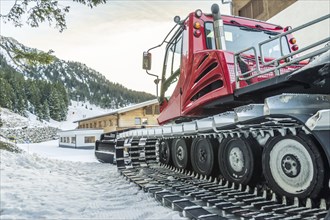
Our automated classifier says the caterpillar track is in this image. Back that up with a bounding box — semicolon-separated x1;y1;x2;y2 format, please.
120;165;329;219
112;93;330;219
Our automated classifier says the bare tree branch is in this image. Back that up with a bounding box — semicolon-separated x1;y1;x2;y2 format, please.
0;0;106;32
0;0;105;70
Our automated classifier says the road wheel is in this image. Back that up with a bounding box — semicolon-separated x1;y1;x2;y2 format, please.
191;138;216;176
218;137;261;185
171;138;190;169
262;134;324;198
159;140;171;165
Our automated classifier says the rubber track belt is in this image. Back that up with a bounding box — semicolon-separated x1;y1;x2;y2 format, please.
120;165;329;219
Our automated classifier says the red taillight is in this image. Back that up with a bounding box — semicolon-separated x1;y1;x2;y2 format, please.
275;25;283;30
194;30;201;37
291;45;299;51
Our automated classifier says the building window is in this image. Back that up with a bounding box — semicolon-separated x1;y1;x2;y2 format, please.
154;105;160;114
142;118;148;125
145;106;153;115
84;136;95;143
103;120;107;127
109;120;113;126
90;123;92;128
71;137;76;144
60;137;63;142
86;124;89;128
135;117;141;125
94;122;97;128
98;121;102;128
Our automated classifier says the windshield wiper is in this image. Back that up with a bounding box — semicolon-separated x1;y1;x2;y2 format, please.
239;26;262;32
263;30;279;36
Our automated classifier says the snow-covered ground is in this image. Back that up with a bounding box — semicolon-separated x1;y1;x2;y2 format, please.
17;140;98;162
0;141;186;219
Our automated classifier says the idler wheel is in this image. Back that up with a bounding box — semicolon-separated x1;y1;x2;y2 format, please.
218;137;261;185
191;138;217;176
159;140;172;165
171;138;190;169
263;134;324;198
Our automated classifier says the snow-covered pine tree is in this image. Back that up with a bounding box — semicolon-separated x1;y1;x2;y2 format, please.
42;100;50;122
0;111;3;128
48;87;61;121
36;104;44;121
0;77;14;109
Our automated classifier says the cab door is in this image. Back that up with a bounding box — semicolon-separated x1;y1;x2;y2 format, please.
157;30;185;124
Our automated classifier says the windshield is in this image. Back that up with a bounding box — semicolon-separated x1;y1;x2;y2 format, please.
205;23;290;58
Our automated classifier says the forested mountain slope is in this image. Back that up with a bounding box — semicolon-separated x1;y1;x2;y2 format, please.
0;36;155;121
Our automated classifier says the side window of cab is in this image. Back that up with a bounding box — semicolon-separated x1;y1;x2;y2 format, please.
163;31;183;99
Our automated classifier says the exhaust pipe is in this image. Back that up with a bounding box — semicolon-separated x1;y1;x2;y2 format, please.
211;4;226;50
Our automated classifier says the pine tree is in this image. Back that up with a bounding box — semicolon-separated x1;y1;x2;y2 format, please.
6;73;27;115
48;87;61;121
42;100;50;122
36;104;44;121
16;95;26;115
0;110;3;128
58;98;67;121
0;77;14;110
25;79;41;109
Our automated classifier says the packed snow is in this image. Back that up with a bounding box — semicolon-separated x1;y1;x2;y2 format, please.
0;141;186;219
0;103;186;219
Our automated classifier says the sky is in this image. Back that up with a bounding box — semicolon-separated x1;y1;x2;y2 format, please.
0;0;230;95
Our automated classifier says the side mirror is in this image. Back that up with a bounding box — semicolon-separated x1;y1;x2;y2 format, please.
142;52;152;70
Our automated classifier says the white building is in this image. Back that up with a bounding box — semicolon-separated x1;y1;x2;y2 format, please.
58;129;104;149
267;0;329;50
233;0;329;52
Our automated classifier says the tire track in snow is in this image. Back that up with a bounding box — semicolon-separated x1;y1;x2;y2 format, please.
0;150;186;219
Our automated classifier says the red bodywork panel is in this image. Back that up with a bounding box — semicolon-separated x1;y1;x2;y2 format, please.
157;13;299;125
